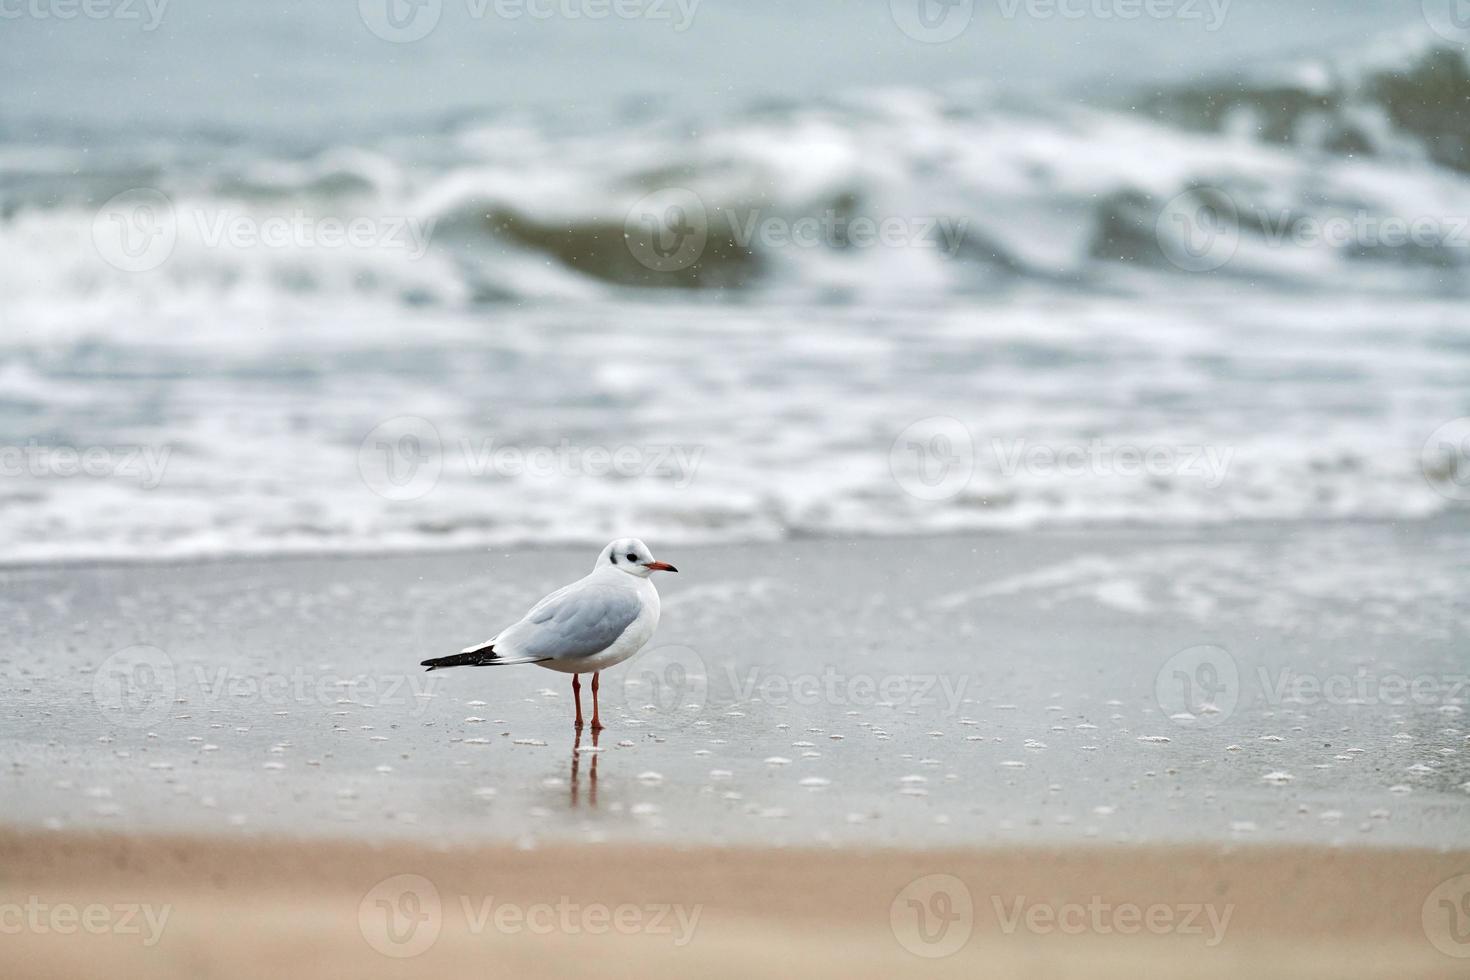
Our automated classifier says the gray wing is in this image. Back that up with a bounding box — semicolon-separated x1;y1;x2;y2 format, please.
506;582;643;661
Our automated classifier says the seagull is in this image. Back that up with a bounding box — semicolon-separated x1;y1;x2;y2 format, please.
421;538;677;730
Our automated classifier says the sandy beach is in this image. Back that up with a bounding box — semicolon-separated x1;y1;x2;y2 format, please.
2;829;1468;978
3;523;1469;973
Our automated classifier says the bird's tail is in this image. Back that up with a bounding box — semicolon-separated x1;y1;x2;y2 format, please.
421;644;548;671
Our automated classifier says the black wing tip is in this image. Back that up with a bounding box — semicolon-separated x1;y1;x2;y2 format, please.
420;645;496;672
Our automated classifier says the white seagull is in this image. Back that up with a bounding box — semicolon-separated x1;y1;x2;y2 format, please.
421;538;677;730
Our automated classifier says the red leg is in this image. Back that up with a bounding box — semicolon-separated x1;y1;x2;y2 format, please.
572;674;584;729
591;671;603;731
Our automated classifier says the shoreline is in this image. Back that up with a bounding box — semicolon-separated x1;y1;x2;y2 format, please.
1;829;1467;978
0;510;1464;573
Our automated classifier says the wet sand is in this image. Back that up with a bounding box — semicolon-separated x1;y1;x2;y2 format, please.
2;519;1467;848
1;829;1467;978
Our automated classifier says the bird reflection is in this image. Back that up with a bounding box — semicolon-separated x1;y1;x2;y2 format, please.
570;725;600;808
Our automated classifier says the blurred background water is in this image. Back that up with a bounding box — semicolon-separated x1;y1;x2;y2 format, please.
1;0;1468;562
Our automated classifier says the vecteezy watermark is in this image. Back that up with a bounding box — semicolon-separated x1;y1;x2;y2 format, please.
1156;644;1469;728
0;0;169;29
889;0;1229;43
358;874;702;958
723;209;969;258
889;873;1233;957
613;644;709;727
0;898;171;947
1423;873;1470;959
188;664;439;714
888;417;1234;502
359;875;443;958
889;0;974;43
91;189;435;273
357;416;705;502
92;645;440;728
1156;187;1470;274
623;188;970;274
1155;644;1239;728
991;894;1233;946
1422;0;1470;46
889;417;975;502
998;0;1229;30
0;442;171;489
358;0;699;42
1258;667;1469;710
991;438;1233;489
724;666;971;715
480;0;699;29
623;188;708;274
92;189;177;273
1422;418;1470;502
890;874;975;958
93;645;177;729
358;0;442;42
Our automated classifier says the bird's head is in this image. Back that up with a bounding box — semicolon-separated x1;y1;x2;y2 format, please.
597;537;677;578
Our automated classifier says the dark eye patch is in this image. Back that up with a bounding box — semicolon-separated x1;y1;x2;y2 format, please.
626;553;638;562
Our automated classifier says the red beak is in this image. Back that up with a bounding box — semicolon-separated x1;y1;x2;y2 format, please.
644;561;678;573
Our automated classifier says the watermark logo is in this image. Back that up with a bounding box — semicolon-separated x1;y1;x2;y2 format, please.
992;894;1232;945
727;209;968;256
92;188;177;273
191;665;439;714
1156;644;1239;727
0;898;171;946
890;874;974;958
725;665;971;715
360;874;443;958
192;210;434;258
624;187;708;273
0;0;170;30
358;875;702;955
1422;418;1470;502
480;0;700;30
1156;649;1466;724
995;0;1229;30
1423;0;1470;45
889;418;1233;501
92;645;176;729
890;0;974;43
991;438;1233;489
358;416;444;502
1156;187;1239;273
1157;188;1470;273
889;416;975;502
616;644;709;726
359;0;442;41
93;191;435;271
1422;873;1470;958
356;419;705;501
1258;668;1467;710
624;188;970;273
0;442;171;489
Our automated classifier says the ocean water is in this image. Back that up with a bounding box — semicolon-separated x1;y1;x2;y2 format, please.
2;4;1469;562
